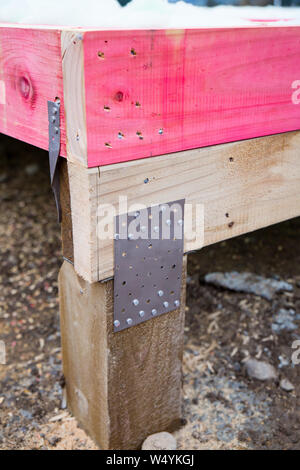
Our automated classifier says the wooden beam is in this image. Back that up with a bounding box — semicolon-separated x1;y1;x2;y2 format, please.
82;26;300;167
0;25;67;156
59;257;186;450
0;24;299;168
68;131;300;282
61;30;88;166
60;158;74;263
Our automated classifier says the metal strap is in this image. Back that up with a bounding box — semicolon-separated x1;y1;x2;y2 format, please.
48;100;61;223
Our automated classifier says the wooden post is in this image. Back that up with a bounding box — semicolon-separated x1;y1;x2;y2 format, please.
58;257;187;450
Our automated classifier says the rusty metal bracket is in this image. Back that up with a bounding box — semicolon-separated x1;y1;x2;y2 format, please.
113;199;185;332
48;99;61;223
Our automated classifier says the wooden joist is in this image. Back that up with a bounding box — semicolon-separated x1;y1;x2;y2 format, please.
65;131;300;283
0;24;300;167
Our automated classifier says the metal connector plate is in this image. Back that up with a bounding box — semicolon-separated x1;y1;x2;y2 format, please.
113;199;185;332
48;99;61;222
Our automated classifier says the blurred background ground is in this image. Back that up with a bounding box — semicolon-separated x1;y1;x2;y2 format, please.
0;135;299;450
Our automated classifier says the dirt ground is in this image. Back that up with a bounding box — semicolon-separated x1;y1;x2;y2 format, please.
0;135;299;450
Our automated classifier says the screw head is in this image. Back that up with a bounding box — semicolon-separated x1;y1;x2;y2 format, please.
178;219;183;226
114;320;120;328
128;233;134;240
132;299;139;306
174;300;180;308
139;310;145;318
114;233;120;240
151;309;157;316
141;226;146;233
159;128;163;135
166;219;171;226
126;318;133;325
163;301;169;308
157;290;164;297
153;226;159;233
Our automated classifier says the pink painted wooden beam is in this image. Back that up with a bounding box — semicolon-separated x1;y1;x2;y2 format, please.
0;25;299;167
83;27;300;167
0;26;66;157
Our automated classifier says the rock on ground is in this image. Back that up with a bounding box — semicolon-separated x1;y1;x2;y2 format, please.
280;379;295;392
204;271;293;301
142;432;177;450
272;308;299;333
245;359;278;381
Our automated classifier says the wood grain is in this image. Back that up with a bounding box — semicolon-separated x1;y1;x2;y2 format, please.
67;161;99;282
68;131;300;282
61;30;87;165
60;158;74;263
83;27;300;167
0;26;67;155
59;257;186;450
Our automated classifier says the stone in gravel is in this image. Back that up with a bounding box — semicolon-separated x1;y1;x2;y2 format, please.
204;271;293;301
25;163;39;176
272;309;298;333
142;432;177;450
245;359;278;381
48;436;61;446
278;355;290;369
0;173;8;183
19;409;33;420
280;378;294;392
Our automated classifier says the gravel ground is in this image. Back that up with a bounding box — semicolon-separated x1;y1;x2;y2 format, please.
0;135;299;450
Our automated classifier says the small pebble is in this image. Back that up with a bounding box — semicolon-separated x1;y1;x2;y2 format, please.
142;432;177;450
0;173;8;183
280;378;294;392
25;163;39;176
245;359;278;381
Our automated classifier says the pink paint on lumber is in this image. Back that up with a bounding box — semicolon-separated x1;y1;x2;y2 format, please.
0;27;66;156
83;27;300;167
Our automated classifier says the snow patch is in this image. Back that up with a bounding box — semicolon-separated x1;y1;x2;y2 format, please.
0;0;300;29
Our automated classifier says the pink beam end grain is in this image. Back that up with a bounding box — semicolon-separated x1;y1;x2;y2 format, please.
83;27;300;167
0;27;66;156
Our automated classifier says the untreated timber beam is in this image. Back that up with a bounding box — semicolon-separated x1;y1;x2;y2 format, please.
66;131;300;283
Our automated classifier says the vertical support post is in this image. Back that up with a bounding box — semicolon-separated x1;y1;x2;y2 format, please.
58;257;187;450
60;28;187;449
